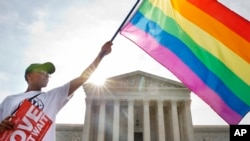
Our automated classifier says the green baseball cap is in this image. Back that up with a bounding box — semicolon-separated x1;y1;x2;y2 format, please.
25;62;55;80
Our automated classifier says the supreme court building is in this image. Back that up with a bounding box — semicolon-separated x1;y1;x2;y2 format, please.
56;71;229;141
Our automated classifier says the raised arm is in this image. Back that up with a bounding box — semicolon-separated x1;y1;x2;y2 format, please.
67;41;113;96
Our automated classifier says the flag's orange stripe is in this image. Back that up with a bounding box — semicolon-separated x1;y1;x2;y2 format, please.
171;0;250;63
188;0;250;42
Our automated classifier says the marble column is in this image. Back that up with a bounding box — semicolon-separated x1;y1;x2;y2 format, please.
171;101;180;141
128;100;134;141
157;100;166;141
182;101;194;141
143;100;151;141
82;99;92;141
112;100;120;141
97;100;106;141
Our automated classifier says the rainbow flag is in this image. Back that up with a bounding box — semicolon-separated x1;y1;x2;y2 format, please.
121;0;250;124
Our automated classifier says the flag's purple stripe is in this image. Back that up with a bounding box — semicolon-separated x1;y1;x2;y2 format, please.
121;23;243;124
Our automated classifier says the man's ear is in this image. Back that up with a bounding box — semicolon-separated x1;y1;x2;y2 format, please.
26;73;32;82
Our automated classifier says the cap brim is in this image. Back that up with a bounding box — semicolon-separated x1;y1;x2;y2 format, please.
40;62;55;74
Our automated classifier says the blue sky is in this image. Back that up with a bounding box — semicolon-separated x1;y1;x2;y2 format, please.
0;0;249;125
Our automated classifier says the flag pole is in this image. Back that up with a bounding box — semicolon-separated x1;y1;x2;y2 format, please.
110;0;140;42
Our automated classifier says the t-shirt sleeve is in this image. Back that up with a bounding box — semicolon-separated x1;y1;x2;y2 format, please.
0;96;16;121
45;82;71;113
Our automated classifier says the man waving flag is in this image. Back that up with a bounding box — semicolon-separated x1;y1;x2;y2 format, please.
121;0;250;124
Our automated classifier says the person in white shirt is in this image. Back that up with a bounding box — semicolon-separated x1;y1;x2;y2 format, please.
0;41;112;141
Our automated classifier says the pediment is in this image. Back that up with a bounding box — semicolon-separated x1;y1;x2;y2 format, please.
105;70;185;89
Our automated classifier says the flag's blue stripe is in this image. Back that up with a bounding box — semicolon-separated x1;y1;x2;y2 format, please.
129;11;250;116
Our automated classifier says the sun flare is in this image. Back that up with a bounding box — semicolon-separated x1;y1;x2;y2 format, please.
88;75;106;86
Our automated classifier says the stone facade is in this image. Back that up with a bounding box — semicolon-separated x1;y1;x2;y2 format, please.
56;125;229;141
56;71;230;141
82;71;193;141
194;125;229;141
56;124;82;141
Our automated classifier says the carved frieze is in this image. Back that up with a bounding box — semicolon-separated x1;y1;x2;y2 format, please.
105;71;185;89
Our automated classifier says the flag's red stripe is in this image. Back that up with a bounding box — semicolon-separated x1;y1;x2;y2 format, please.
188;0;250;42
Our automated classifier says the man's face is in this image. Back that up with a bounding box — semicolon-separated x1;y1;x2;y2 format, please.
27;70;50;88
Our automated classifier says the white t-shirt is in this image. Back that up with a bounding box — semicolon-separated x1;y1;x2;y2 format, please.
0;82;71;141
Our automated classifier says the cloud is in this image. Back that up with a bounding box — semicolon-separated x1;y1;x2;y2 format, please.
19;0;124;89
0;72;9;82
